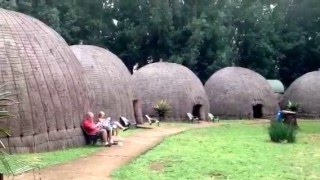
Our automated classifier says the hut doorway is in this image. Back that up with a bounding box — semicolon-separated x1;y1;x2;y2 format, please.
192;104;204;120
133;100;143;124
252;104;263;118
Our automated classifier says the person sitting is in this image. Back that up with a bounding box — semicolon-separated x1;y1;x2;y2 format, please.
97;111;114;145
82;112;111;147
109;118;128;137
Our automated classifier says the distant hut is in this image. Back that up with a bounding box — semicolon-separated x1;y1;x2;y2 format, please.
0;9;93;153
281;70;320;118
267;79;285;105
131;62;210;121
204;67;279;119
71;45;143;124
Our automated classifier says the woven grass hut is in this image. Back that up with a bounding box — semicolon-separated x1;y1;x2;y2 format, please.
204;67;279;119
281;70;320;118
132;62;210;121
71;45;143;124
267;79;285;105
0;9;93;153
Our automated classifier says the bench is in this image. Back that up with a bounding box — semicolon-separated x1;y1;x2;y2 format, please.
0;150;41;180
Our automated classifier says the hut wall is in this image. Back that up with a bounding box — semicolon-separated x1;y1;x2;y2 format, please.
71;45;140;124
132;62;210;121
282;71;320;118
205;67;279;119
0;9;92;153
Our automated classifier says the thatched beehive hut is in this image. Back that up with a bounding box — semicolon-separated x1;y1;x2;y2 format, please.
204;67;279;119
267;79;285;105
132;62;210;121
71;45;143;124
0;9;93;153
281;70;320;118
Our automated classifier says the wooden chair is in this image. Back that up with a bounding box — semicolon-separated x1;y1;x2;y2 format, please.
187;113;199;123
208;113;219;122
145;115;160;126
0;150;41;180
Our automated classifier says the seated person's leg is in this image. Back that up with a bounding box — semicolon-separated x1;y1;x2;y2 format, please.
114;121;129;131
104;126;113;144
96;129;109;146
113;127;119;136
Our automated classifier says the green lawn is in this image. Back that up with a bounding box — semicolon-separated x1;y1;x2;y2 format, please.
112;121;320;180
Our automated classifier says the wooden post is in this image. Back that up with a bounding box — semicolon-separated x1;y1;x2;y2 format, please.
0;173;3;180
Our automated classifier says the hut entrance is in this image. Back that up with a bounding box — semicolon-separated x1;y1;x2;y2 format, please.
252;104;263;118
133;100;143;124
192;104;204;120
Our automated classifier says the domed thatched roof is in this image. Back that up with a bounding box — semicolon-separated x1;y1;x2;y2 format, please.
204;67;279;119
132;62;210;121
71;45;142;124
0;9;93;153
282;71;320;118
267;80;285;93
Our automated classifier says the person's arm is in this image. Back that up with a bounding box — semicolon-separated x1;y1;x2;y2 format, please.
83;120;99;131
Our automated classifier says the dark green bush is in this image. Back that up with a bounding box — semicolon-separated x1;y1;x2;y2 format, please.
268;122;297;143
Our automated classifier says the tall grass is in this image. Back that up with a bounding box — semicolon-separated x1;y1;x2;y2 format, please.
268;121;297;143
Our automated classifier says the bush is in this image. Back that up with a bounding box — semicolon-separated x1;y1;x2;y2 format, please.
268;122;297;143
286;100;299;112
153;100;171;120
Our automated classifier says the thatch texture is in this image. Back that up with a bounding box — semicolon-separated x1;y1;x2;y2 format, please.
267;80;285;93
267;79;285;105
71;45;142;124
132;62;210;121
204;67;279;119
0;9;93;153
281;71;320;118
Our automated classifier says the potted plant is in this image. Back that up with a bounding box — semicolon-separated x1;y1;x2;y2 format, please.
281;100;299;128
286;100;299;112
153;100;171;121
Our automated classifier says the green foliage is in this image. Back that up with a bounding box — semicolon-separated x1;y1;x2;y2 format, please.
153;100;171;119
1;0;320;85
268;122;297;143
286;100;299;112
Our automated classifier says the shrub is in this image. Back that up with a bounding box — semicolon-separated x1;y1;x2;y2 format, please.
268;121;297;143
153;100;171;120
286;100;299;112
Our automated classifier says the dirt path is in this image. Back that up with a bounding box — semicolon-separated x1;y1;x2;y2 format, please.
13;122;216;180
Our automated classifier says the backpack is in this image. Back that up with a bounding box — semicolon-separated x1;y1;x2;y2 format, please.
119;117;131;127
